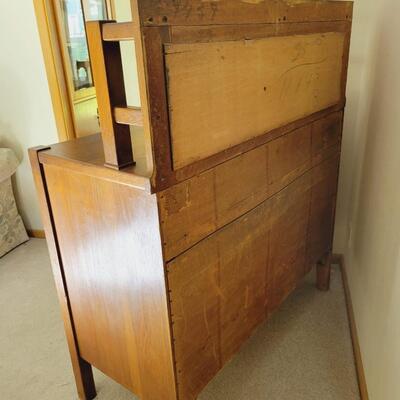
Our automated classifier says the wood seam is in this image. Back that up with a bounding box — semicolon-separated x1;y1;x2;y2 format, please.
144;19;352;28
165;149;340;264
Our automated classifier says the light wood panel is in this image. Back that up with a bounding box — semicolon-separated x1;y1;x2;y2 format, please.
43;164;177;400
165;32;345;169
167;196;271;400
219;203;270;364
167;238;221;400
269;179;311;312
268;124;312;194
167;156;338;400
159;112;343;260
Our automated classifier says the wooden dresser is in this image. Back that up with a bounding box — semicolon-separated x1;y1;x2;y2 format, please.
30;1;353;399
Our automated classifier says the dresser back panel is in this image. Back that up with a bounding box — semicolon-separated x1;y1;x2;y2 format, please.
165;32;345;169
158;111;342;261
167;154;339;399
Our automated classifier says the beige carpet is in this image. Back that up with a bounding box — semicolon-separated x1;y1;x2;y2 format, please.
0;239;359;400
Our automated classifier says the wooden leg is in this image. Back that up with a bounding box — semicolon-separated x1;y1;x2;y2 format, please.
316;252;332;291
73;358;97;400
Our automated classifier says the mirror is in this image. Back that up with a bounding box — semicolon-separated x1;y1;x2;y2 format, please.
56;0;140;138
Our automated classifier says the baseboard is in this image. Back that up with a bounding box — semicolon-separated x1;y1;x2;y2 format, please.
27;229;46;239
332;253;369;400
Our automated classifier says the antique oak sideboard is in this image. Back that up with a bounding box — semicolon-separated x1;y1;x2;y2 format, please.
30;1;353;399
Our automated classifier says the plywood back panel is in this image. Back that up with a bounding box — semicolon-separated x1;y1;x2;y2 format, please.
165;32;345;169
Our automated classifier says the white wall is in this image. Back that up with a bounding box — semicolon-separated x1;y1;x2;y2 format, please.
0;1;58;230
334;1;400;399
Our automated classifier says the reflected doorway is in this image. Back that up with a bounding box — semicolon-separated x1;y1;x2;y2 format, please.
48;0;140;138
56;0;112;137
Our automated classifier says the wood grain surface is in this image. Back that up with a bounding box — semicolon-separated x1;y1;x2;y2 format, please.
29;148;97;400
43;165;177;400
158;111;343;261
137;0;353;26
167;155;340;399
166;32;344;169
30;2;353;399
85;21;133;169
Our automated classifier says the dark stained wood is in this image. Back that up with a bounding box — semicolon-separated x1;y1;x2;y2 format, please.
341;21;353;99
140;26;174;190
170;20;350;43
85;21;133;169
29;147;96;400
43;163;178;400
137;0;353;27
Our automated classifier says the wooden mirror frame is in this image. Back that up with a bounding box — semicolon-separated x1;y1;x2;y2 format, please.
33;0;115;141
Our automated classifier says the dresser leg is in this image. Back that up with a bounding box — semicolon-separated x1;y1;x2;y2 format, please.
316;252;332;291
73;358;96;400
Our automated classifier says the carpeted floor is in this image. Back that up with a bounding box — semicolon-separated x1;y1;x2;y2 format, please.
0;239;360;400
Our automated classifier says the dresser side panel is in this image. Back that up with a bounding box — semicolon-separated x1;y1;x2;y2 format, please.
43;165;177;400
